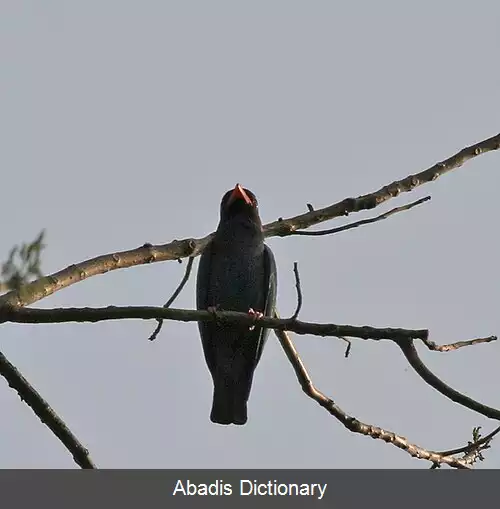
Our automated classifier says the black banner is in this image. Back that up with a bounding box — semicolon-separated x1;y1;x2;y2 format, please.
0;469;492;508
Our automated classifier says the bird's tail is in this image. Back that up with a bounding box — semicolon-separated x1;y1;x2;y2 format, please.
210;368;253;426
210;382;246;425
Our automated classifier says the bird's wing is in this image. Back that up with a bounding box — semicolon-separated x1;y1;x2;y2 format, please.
197;240;277;371
254;243;277;365
196;240;218;375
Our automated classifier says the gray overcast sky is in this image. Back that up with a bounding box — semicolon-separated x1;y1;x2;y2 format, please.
1;1;499;468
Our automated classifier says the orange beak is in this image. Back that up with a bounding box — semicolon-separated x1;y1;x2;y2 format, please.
228;183;253;206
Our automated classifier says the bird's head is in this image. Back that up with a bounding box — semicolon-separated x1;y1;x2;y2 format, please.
219;184;262;227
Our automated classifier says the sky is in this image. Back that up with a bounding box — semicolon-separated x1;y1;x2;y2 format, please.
1;1;499;469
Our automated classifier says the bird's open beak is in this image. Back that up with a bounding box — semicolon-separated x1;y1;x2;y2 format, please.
228;183;253;206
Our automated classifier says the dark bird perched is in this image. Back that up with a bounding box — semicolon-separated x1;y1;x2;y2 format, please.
196;184;277;425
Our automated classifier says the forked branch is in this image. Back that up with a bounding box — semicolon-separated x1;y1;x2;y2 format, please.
273;312;473;469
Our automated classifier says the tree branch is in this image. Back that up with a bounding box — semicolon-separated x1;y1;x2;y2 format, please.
5;303;498;424
420;335;496;352
273;312;471;469
396;338;500;421
1;132;498;309
290;262;303;320
290;195;430;236
0;351;95;468
268;132;500;236
0;304;428;341
148;256;195;341
436;425;500;460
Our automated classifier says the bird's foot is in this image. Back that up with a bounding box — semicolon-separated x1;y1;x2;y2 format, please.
248;308;264;330
207;305;221;323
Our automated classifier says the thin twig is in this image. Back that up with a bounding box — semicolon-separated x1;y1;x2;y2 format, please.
421;335;497;352
290;262;303;320
430;426;499;469
435;425;500;458
338;336;352;358
291;196;431;236
0;351;95;468
272;309;470;469
148;256;194;341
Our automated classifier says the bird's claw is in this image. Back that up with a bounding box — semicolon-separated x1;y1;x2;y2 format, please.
207;305;221;324
207;305;220;316
248;308;264;319
248;308;264;330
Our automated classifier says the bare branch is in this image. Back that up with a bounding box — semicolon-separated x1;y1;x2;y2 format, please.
0;304;428;341
273;311;470;469
0;351;95;468
267;132;500;236
421;335;497;352
290;196;431;236
339;336;352;358
0;234;93;469
2;303;499;424
1;132;498;309
0;240;206;309
434;425;500;460
396;339;500;421
148;256;195;341
290;262;303;320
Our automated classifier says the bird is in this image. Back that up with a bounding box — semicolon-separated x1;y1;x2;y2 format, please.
196;184;277;425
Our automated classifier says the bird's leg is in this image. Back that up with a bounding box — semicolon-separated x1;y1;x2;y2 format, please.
248;308;264;331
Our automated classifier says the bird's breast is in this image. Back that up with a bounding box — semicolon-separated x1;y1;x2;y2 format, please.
207;239;266;313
